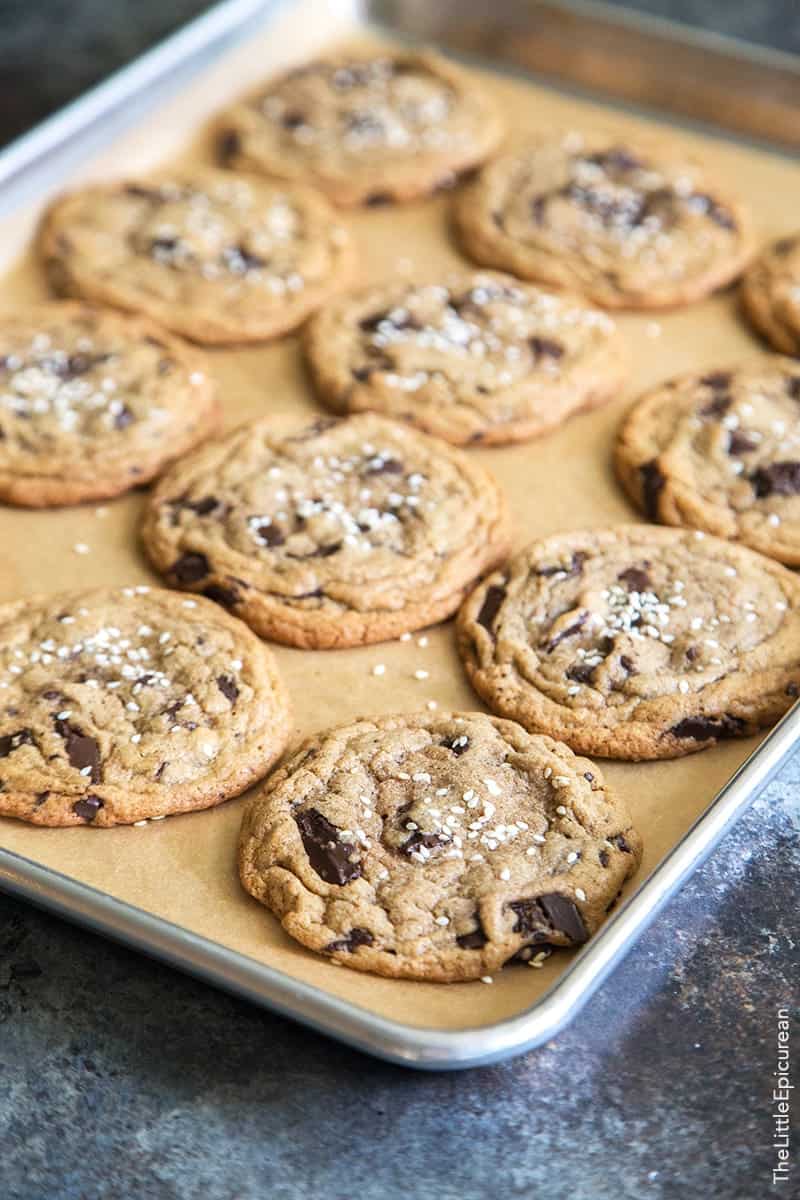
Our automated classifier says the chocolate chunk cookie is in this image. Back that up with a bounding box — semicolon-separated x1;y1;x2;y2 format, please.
455;131;754;309
217;50;503;207
457;526;800;761
141;413;511;648
0;587;291;826
40;169;352;344
615;360;800;565
0;302;219;507
238;711;642;981
740;233;800;354
304;271;627;445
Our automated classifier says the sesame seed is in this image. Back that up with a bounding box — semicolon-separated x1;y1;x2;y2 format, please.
435;916;450;926
414;669;429;680
426;700;438;710
417;636;428;647
372;664;386;676
480;976;493;984
556;805;568;816
499;867;511;881
400;632;412;642
73;543;90;555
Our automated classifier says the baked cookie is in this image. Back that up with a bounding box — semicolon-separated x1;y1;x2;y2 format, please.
218;50;503;208
455;131;754;309
615;360;800;566
0;302;219;507
141;413;510;648
238;711;642;981
40;169;352;345
0;587;291;827
741;233;800;354
457;526;800;761
304;271;627;445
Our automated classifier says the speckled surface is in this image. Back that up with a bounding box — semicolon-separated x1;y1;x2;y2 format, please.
1;3;799;1198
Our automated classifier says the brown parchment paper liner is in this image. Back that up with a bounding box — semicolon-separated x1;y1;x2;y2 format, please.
1;1;798;1030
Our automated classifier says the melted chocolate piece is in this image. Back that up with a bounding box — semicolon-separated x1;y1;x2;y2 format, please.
54;720;100;782
325;927;374;953
529;337;564;360
203;583;240;609
508;892;588;945
476;585;506;635
365;192;391;207
566;662;595;685
216;675;239;704
219;130;241;160
584;147;644;172
364;457;404;476
640;460;665;520
617;565;651;592
171;552;210;584
402;830;448;856
442;734;470;756
752;461;800;498
537;551;587;580
150;236;178;255
671;714;747;741
701;371;733;390
296;808;361;885
701;394;732;419
72;795;103;822
619;654;635;675
544;613;587;654
584;771;594;782
258;525;286;548
281;109;307;130
0;729;35;757
359;310;389;333
599;849;610;867
787;682;799;697
728;430;758;456
114;405;134;430
185;496;221;516
456;923;487;950
610;833;632;853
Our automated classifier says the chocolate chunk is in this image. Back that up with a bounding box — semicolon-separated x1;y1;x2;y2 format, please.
529;336;564;360
456;923;487;950
365;192;391;207
752;461;800;498
599;849;610;867
617;565;651;592
114;405;134;430
476;585;506;635
701;394;732;419
686;645;699;662
537;551;587;580
402;830;448;856
566;662;595;684
544;613;587;654
257;525;285;548
728;431;758;455
671;714;747;741
352;366;375;381
609;833;632;853
640;460;665;520
442;734;470;756
216;675;239;704
171;552;210;584
584;771;594;782
690;192;736;230
219;131;241;160
365;457;404;476
585;147;643;172
186;496;220;516
508;892;588;945
55;720;101;783
0;729;35;757
619;654;635;675
296;808;362;885
72;795;103;822
203;584;240;609
325;927;374;953
530;195;546;224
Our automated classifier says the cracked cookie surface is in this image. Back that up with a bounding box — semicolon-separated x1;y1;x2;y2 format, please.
218;50;503;207
0;587;291;826
0;302;218;506
238;710;641;981
457;526;800;761
741;233;800;354
615;359;800;565
455;131;754;309
141;413;511;648
305;271;627;445
40;169;352;344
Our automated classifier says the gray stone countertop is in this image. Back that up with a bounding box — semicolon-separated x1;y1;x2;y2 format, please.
1;3;798;1198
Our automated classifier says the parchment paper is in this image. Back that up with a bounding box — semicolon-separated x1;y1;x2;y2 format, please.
1;0;797;1030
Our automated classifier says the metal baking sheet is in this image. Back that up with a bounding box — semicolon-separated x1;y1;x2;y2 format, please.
1;0;799;1070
